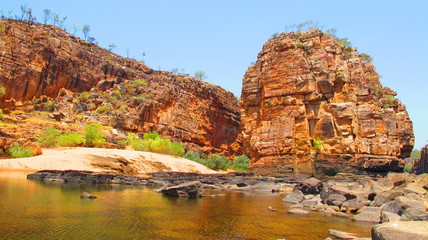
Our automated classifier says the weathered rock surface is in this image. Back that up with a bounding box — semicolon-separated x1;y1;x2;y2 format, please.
80;192;96;199
413;145;428;174
160;181;205;198
282;190;305;204
0;19;241;155
372;221;428;240
241;29;414;176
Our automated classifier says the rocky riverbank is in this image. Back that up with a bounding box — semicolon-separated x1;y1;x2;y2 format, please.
27;170;428;239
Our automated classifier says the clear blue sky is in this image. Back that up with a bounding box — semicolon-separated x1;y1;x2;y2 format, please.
3;1;427;150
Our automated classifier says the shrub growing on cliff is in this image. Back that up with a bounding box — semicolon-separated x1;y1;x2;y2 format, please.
126;131;184;156
79;92;89;102
232;155;250;171
8;143;33;158
57;133;84;147
38;128;61;147
206;155;229;170
84;123;106;147
313;137;323;152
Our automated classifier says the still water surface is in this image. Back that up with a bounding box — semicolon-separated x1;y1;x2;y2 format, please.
0;171;373;240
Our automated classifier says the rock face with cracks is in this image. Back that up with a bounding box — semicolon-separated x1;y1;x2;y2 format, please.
241;29;414;176
0;19;241;154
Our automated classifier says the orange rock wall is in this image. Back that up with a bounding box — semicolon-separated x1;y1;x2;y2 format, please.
0;20;240;153
241;30;414;176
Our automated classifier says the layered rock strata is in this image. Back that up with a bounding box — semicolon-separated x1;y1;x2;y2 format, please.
413;145;428;174
0;19;240;153
241;29;414;176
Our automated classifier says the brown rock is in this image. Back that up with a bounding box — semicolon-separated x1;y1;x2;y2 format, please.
241;30;414;176
0;20;241;155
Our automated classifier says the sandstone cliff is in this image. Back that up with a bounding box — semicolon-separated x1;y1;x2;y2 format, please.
241;30;414;176
413;145;428;174
0;19;240;154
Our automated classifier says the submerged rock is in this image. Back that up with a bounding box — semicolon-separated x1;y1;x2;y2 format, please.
80;192;96;199
282;190;305;204
160;181;205;198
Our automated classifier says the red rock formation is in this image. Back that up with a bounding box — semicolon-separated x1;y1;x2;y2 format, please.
413;145;428;174
241;30;414;176
0;19;240;154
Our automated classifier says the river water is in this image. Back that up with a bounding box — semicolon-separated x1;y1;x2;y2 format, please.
0;171;373;240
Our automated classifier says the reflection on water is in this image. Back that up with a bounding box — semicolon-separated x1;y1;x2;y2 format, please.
0;171;372;240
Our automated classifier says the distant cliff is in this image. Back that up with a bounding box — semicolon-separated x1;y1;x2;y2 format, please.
413;145;428;174
241;29;414;176
0;19;241;154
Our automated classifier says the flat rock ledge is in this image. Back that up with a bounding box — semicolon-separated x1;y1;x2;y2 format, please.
26;170;304;189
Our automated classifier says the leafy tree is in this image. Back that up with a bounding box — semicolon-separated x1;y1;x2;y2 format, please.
360;53;373;62
82;24;90;40
411;149;421;159
72;24;79;36
108;43;116;51
84;123;106;147
194;71;207;80
206;155;229;170
42;9;51;24
232;155;250;171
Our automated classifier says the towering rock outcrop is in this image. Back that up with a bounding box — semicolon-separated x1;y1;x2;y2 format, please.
241;30;414;176
413;145;428;174
0;19;240;153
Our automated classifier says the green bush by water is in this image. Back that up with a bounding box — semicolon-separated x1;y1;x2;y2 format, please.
125;132;184;156
206;155;229;170
8;144;33;158
84;123;106;147
57;133;85;147
232;155;250;171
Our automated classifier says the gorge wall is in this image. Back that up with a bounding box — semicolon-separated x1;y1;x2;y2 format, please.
413;145;428;174
0;19;241;154
241;30;414;176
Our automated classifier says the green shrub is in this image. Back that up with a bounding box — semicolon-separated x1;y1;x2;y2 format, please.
79;92;89;102
132;79;148;86
360;53;373;62
0;86;6;96
404;163;413;173
182;151;206;164
96;105;112;114
38;128;61;147
169;142;185;156
0;109;3;118
84;123;106;147
144;131;159;140
44;102;54;108
411;150;421;159
57;133;84;147
126;134;147;151
313;137;323;152
8;144;33;158
382;95;395;108
206;155;229;170
232;155;250;171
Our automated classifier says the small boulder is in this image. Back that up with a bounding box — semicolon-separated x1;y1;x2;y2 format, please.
353;207;382;223
401;208;428;221
372;221;428;240
80;192;96;199
161;181;205;198
328;229;358;240
381;196;425;215
381;211;401;223
296;177;323;194
341;197;366;212
282;190;305;204
326;194;347;207
287;208;310;215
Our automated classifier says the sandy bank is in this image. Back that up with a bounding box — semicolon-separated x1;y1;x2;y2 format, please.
0;147;217;174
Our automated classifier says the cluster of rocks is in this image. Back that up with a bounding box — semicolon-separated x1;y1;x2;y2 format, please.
282;173;428;224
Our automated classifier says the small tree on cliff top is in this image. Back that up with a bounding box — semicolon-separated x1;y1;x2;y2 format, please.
82;24;90;40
